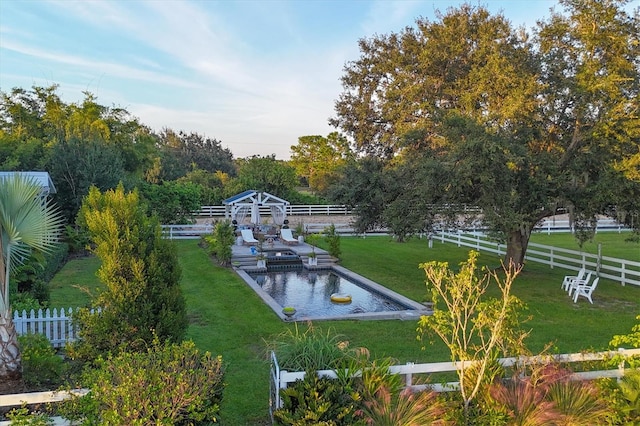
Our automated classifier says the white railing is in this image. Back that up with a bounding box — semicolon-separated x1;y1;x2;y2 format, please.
270;348;640;412
436;231;640;287
13;308;79;348
198;204;353;217
161;224;214;239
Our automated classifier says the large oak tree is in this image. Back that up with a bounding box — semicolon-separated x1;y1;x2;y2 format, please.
330;0;639;265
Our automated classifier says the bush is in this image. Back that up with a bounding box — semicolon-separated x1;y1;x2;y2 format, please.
213;220;235;266
323;223;341;259
63;340;225;425
267;324;353;372
274;372;366;426
18;333;67;390
6;405;54;426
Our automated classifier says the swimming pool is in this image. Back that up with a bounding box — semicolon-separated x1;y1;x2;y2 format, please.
238;265;429;321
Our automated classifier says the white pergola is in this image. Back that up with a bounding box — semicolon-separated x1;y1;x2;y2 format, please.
223;190;289;225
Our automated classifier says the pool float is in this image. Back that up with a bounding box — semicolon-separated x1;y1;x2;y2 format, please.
330;293;352;303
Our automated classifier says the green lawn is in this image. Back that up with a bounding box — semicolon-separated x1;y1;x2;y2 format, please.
48;235;640;425
529;231;640;261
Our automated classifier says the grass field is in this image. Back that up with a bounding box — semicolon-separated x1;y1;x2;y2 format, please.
47;234;640;425
529;231;640;260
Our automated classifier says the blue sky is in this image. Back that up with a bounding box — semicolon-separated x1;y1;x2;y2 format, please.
1;0;562;159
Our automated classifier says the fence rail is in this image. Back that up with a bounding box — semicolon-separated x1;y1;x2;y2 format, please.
270;348;640;414
13;308;101;348
198;204;353;217
437;231;640;287
13;308;78;348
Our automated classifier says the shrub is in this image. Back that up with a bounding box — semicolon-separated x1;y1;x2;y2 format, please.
267;323;353;372
6;405;54;426
323;223;341;259
64;339;225;425
274;372;366;426
213;220;235;266
70;185;188;361
18;333;66;390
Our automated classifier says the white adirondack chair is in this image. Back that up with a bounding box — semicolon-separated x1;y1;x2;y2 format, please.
562;268;585;292
573;277;599;304
568;272;592;297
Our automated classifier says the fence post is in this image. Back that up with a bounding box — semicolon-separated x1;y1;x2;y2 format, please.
617;348;626;382
550;248;554;269
405;362;414;388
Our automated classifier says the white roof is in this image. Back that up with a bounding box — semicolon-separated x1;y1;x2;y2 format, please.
0;171;57;194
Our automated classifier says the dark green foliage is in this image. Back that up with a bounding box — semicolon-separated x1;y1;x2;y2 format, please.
64;340;225;425
48;137;125;222
156;129;235;181
18;333;67;390
274;372;366;426
212;220;235;266
10;243;68;306
323;224;341;259
63;225;91;256
140;180;202;224
327;157;386;234
230;155;298;200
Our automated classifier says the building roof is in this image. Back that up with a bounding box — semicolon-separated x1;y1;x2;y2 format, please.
0;171;57;195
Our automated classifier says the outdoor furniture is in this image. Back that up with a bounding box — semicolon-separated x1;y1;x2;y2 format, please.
280;228;298;245
561;268;586;292
568;272;592;297
241;229;259;245
573;277;599;304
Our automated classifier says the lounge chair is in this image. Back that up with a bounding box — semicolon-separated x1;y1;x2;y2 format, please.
241;229;259;245
280;228;298;245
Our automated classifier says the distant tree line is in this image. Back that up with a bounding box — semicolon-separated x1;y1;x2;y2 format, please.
0;86;323;225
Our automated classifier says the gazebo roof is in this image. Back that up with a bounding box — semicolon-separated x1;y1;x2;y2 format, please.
223;190;289;206
0;171;57;195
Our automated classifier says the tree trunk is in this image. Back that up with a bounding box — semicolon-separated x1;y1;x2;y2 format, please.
0;310;22;381
504;228;531;268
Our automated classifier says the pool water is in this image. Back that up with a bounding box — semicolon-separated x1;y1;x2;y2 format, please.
249;268;407;318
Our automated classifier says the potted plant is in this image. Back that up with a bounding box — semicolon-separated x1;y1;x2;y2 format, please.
256;253;267;268
307;249;317;266
306;234;319;266
282;306;296;319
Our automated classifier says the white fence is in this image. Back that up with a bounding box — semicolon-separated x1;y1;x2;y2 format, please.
198;204;353;217
437;231;640;287
13;308;78;348
270;348;640;414
13;308;101;348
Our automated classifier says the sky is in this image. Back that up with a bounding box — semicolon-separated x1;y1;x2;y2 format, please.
0;0;566;160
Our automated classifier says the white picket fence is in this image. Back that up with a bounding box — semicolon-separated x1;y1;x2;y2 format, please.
270;348;640;415
13;308;97;348
437;231;640;287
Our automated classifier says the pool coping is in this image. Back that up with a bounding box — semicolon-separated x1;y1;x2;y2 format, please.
234;264;431;322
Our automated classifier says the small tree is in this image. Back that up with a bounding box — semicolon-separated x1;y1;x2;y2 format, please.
417;251;527;417
323;223;341;259
213;220;235;266
70;184;187;361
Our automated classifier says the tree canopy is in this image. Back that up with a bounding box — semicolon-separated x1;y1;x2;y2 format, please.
330;0;640;264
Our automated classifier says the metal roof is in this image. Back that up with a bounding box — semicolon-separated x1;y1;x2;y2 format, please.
0;171;57;194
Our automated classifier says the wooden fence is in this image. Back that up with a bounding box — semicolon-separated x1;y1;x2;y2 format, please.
270;348;640;415
437;231;640;287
